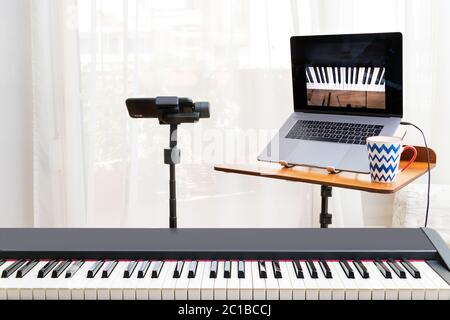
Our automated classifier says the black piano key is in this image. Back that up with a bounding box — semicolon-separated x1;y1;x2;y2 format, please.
138;260;151;278
375;67;383;84
210;260;218;278
151;261;164;278
52;260;71;278
345;67;348;84
0;259;5;267
2;259;26;278
319;260;332;279
362;67;368;84
306;260;318;278
337;67;341;84
16;259;39;278
188;261;198;279
102;260;118;278
173;261;184;278
87;260;104;278
350;67;354;84
367;67;374;84
38;260;59;278
306;67;313;83
293;261;304;278
238;261;245;279
401;259;421;279
323;67;329;83
355;67;359;84
65;260;84;278
339;260;354;279
258;261;267;279
124;261;138;278
65;261;84;278
313;67;321;83
387;259;406;278
332;67;337;84
224;261;231;279
272;261;282;279
353;260;369;279
380;73;385;85
374;260;391;279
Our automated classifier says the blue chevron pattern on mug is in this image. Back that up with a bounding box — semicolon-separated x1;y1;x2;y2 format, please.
367;137;403;183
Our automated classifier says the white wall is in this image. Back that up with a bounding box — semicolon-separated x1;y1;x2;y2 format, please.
0;0;33;226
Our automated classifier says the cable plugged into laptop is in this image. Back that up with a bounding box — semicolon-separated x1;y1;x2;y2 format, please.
400;121;431;227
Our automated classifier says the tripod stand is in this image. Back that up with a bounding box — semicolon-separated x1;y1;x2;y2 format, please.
165;124;180;229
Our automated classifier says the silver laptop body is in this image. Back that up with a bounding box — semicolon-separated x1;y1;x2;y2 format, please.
258;33;403;174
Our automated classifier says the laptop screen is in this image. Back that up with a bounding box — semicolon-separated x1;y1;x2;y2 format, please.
291;33;402;117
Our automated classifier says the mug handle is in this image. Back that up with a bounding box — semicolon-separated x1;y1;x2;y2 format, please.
400;145;418;172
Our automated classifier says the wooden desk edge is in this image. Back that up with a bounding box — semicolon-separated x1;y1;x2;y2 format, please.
214;146;436;195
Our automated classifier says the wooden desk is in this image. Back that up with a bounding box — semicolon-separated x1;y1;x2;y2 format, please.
214;146;436;227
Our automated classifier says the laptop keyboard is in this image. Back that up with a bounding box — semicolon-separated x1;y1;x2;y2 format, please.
285;120;383;145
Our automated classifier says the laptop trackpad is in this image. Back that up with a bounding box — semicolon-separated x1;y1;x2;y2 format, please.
286;141;349;169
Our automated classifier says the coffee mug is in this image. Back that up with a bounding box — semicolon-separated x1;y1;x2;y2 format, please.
366;136;417;183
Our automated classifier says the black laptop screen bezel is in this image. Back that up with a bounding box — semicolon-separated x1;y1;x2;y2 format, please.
291;32;403;117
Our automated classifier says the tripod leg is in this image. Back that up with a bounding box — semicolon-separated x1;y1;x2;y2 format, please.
320;185;333;228
169;164;177;228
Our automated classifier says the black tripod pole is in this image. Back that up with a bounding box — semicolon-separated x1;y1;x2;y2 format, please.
166;123;180;228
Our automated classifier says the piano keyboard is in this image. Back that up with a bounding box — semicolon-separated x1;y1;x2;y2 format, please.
0;259;449;300
306;66;385;92
0;228;449;300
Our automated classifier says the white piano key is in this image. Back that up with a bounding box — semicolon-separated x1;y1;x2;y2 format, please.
329;261;358;300
340;67;346;90
187;261;205;300
134;261;156;300
369;261;399;300
352;262;372;300
312;261;332;300
360;261;385;300
356;67;365;90
277;261;292;300
84;261;105;300
413;261;450;300
285;261;306;300
161;261;177;300
239;261;253;300
69;261;94;300
251;261;266;300
326;67;334;90
200;261;214;300
149;261;172;300
0;261;14;299
264;261;279;300
385;260;412;300
322;261;345;300
300;261;319;300
175;261;190;300
0;260;23;300
405;261;437;300
226;261;240;300
214;261;227;300
108;261;131;300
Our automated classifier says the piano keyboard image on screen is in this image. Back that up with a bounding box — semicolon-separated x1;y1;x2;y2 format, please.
305;66;385;109
0;228;449;300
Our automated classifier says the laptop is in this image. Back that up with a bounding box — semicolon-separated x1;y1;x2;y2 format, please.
258;32;403;173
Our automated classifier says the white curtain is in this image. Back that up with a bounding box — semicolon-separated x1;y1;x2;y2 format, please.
32;0;450;228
